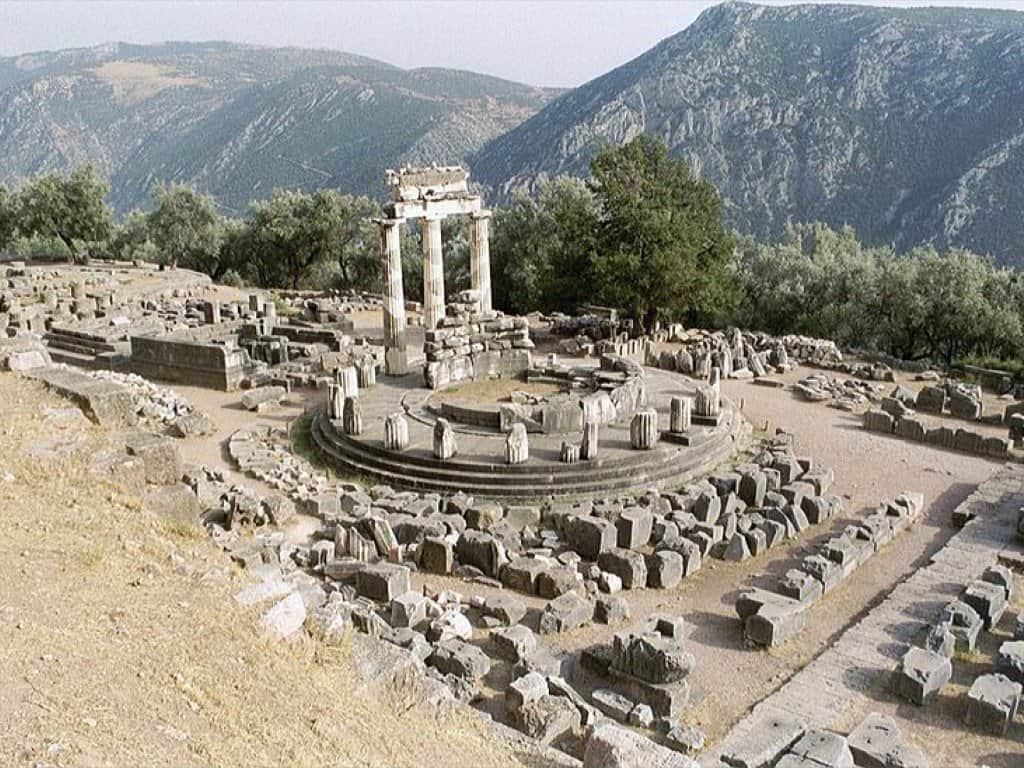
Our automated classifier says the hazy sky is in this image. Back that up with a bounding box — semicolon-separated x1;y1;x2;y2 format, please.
2;0;1022;87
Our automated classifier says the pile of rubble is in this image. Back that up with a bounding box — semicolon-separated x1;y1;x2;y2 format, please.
423;290;533;389
90;369;212;436
792;372;882;409
895;566;1022;736
736;490;924;647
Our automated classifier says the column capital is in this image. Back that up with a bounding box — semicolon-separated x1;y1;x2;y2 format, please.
372;216;405;228
471;209;493;220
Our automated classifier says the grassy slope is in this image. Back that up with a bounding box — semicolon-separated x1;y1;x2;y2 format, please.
0;374;533;768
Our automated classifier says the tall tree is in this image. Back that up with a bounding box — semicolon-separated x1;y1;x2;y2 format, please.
14;165;114;263
490;176;599;314
589;136;735;333
148;183;225;275
107;210;157;263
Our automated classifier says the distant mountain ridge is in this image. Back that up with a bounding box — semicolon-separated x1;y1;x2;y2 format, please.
0;40;557;213
4;3;1024;264
472;1;1024;264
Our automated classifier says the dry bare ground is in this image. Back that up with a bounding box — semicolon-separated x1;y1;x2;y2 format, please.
0;373;545;768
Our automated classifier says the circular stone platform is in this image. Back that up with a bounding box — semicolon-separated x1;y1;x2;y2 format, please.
311;365;748;501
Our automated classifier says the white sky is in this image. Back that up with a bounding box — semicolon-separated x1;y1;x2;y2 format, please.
1;0;1022;87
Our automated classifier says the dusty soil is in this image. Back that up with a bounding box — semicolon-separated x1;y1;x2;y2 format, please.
427;378;564;409
0;373;554;768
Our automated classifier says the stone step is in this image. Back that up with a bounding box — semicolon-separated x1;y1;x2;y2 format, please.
311;408;741;500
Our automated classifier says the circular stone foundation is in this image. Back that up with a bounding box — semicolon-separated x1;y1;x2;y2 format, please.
311;365;749;501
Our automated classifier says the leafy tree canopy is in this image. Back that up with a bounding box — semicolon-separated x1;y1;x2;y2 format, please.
14;165;114;263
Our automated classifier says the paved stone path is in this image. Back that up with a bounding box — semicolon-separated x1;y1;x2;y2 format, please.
702;462;1024;765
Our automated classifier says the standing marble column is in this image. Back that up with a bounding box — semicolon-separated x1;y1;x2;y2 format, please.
378;217;408;375
420;215;445;331
469;210;492;313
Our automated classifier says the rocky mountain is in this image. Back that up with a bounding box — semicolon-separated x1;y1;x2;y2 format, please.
472;2;1024;264
0;41;556;213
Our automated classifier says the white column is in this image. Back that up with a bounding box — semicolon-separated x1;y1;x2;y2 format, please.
470;210;493;313
378;217;408;375
420;215;445;331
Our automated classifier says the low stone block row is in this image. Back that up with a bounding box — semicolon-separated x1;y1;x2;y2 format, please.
737;491;925;648
863;406;1011;458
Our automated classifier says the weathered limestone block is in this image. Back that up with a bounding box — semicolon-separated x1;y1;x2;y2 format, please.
342;396;363;436
383;412;409;451
125;432;183;486
965;673;1022;735
356;563;410;602
745;599;807;647
144;483;201;524
391;592;427;629
939;601;983;652
507;670;548;712
584;721;698;768
863;408;895;433
720;713;806;768
482;593;527;626
647;551;684;589
429;639;491;681
567;515;617;560
581;419;599;460
419;536;453;574
785;730;854;768
595;595;631;625
617;508;653;549
505;422;529;464
669;396;692;433
612;626;693;684
537;566;578;599
778;569;823;604
538;592;592;635
915;385;946;413
996;640;1024;684
492;624;537;662
455;529;507;578
592;688;635;722
241;385;286;411
848;713;928;768
502;557;549;594
963;579;1007;629
630;409;658;450
895;647;952;704
598;548;648;590
515;695;581;745
982;564;1015;602
432;417;457;460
